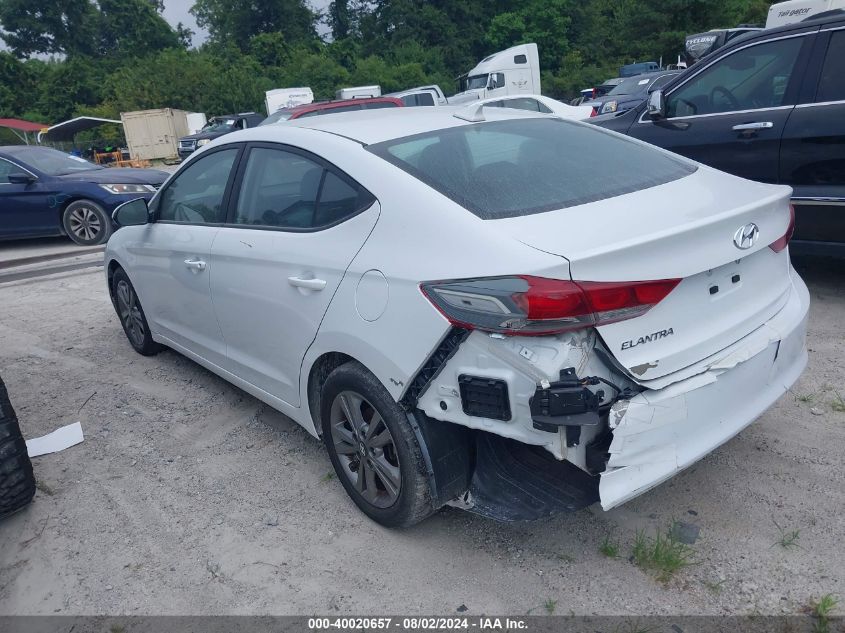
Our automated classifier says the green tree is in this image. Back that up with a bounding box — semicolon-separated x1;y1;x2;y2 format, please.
0;0;99;58
191;0;318;52
97;0;182;57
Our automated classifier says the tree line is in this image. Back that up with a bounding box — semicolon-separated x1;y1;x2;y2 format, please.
0;0;772;132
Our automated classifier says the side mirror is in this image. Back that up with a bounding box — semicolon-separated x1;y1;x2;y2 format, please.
113;198;150;227
647;89;667;119
8;172;36;185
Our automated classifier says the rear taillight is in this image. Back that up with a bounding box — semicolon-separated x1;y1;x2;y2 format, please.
420;276;681;336
769;204;795;253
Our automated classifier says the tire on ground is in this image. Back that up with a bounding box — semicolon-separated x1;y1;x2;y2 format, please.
62;199;113;246
0;375;36;520
321;361;436;528
111;267;162;356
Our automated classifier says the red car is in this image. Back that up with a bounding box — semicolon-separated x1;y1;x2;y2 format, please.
260;97;404;125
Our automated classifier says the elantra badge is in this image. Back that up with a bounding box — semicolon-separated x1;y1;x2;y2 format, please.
733;223;759;250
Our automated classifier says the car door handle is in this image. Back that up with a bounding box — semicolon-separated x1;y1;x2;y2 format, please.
288;276;326;291
184;258;206;272
732;122;773;131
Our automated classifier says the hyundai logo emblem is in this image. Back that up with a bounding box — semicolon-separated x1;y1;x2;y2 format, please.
733;223;759;250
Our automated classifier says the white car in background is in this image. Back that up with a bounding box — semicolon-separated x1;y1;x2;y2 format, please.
472;93;594;120
105;106;807;527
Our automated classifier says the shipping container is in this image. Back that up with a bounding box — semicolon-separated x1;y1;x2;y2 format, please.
120;108;192;161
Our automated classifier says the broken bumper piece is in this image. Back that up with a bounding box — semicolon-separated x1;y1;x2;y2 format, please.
600;271;810;510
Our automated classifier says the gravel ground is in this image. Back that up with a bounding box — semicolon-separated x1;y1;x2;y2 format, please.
0;257;842;616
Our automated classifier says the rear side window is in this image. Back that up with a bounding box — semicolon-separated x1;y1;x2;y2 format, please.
367;118;696;220
817;31;845;103
232;146;374;230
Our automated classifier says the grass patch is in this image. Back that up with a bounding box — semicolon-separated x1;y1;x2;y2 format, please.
599;533;619;558
703;578;726;595
830;392;845;413
772;519;802;550
794;391;815;403
543;598;557;615
631;526;696;582
321;471;336;482
555;552;575;563
810;594;838;633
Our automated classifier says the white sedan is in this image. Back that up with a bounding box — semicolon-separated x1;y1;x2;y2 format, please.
106;106;808;527
470;93;594;120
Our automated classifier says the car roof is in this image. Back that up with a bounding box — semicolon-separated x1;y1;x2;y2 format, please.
289;97;403;116
285;106;549;145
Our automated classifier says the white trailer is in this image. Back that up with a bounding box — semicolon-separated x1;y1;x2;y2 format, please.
335;85;381;100
265;87;314;115
449;43;541;105
766;0;845;27
120;108;192;161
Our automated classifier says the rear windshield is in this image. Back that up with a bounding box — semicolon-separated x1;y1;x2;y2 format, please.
367;118;696;219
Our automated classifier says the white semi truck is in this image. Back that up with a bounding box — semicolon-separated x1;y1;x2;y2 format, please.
449;43;541;105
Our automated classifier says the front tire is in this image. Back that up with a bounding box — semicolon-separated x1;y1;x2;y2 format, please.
111;268;162;356
62;200;112;245
0;376;35;520
321;362;435;527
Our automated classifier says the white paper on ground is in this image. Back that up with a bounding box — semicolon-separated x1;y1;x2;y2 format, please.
26;421;84;457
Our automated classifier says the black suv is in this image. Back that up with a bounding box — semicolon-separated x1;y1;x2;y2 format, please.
592;12;845;256
178;113;264;159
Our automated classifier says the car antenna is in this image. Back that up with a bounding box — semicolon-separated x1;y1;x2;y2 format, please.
453;101;486;122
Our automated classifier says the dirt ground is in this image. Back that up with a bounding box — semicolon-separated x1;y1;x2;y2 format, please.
0;256;842;616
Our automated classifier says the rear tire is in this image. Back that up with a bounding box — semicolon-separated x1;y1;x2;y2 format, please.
62;200;112;246
111;268;162;356
321;362;435;527
0;376;35;520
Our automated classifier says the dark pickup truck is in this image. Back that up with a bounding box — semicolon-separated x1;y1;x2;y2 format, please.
178;112;264;159
592;12;845;256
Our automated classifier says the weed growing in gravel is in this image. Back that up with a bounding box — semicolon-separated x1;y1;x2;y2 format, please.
794;391;815;403
703;578;726;595
810;594;839;633
599;533;619;558
831;392;845;413
631;526;696;582
555;552;575;563
321;471;336;482
773;519;802;549
543;599;557;615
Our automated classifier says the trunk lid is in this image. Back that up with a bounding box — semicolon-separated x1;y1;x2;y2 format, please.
496;167;794;381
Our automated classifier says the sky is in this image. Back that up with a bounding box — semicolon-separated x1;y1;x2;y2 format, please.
162;0;332;47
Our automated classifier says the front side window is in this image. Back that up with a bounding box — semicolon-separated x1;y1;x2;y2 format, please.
233;146;374;230
817;31;845;103
0;158;17;183
157;148;238;224
667;37;803;117
368;118;696;220
490;72;505;89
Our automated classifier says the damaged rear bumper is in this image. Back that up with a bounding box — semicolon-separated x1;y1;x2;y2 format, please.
600;270;810;510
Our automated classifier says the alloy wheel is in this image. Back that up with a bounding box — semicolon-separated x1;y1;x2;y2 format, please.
329;391;402;508
68;206;101;242
116;280;145;348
